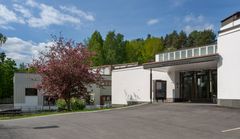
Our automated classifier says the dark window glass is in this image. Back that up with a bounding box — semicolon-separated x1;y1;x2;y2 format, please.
102;80;111;86
43;96;56;106
25;88;37;96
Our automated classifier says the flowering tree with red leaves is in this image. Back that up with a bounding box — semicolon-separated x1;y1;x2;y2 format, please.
31;37;102;110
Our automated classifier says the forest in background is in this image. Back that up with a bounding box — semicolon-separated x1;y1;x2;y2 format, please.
87;30;216;66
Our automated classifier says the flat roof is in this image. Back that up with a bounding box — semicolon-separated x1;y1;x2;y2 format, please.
221;12;240;27
143;54;219;69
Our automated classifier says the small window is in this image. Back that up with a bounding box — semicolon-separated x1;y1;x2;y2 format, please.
187;50;192;58
164;53;169;61
175;51;180;59
208;46;214;54
194;48;199;56
159;54;163;61
170;52;174;60
25;88;37;96
43;96;56;106
200;47;206;55
181;50;186;59
102;80;111;86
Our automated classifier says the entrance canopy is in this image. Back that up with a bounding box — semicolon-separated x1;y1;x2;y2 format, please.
143;54;219;72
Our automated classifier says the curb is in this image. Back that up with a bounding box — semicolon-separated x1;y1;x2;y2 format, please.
0;103;148;122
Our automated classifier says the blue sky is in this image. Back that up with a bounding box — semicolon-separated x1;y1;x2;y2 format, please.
0;0;239;64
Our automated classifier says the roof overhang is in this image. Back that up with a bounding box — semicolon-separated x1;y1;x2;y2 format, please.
143;54;219;69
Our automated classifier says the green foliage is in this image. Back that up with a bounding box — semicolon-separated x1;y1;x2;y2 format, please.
87;31;104;66
56;98;86;111
142;36;164;62
56;99;67;110
0;33;7;47
86;30;216;65
70;98;86;111
125;39;144;63
0;53;17;98
186;30;216;47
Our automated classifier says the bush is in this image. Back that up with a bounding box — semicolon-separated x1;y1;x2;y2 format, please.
70;98;86;111
56;99;66;111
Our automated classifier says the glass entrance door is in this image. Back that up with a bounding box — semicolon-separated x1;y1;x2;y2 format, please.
182;74;193;101
180;70;217;103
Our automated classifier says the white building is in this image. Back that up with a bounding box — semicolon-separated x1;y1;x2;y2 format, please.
13;63;138;110
112;12;240;108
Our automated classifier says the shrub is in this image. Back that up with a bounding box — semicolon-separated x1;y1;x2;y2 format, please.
70;98;86;111
56;99;66;111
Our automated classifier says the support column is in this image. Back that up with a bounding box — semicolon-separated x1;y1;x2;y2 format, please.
150;69;152;103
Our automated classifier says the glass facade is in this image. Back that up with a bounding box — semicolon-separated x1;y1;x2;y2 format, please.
180;70;217;103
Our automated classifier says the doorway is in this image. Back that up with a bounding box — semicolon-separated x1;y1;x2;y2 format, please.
180;70;217;103
155;80;167;102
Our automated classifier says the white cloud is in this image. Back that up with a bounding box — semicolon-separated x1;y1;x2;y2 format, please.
25;0;38;7
147;19;159;25
0;4;25;29
171;0;186;7
184;15;204;23
60;6;95;21
13;4;32;18
27;4;81;28
0;1;95;29
183;14;214;33
0;37;52;65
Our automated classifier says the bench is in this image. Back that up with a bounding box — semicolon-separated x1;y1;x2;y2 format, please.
0;109;22;115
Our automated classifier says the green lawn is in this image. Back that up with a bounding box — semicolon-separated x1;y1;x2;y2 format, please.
0;108;111;120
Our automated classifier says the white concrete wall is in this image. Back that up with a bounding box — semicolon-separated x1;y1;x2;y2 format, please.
218;26;240;100
112;66;150;105
112;66;176;105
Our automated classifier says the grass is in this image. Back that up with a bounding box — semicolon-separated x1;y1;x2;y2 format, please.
0;108;111;120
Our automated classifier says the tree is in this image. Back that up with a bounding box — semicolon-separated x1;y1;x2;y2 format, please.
164;30;179;49
186;30;216;47
142;36;164;62
125;39;144;63
87;31;104;66
102;31;126;65
178;31;187;48
31;37;102;110
0;33;7;47
0;53;17;98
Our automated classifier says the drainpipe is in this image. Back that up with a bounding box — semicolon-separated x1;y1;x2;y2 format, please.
150;68;152;103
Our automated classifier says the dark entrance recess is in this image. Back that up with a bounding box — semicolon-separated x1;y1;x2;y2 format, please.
180;70;217;103
155;80;167;102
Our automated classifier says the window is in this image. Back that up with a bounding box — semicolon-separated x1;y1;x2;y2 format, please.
200;47;206;55
208;46;214;54
25;88;37;96
181;50;186;59
102;80;111;86
170;52;174;60
43;96;56;106
164;53;169;61
175;51;180;59
194;48;199;56
187;50;192;58
159;54;163;61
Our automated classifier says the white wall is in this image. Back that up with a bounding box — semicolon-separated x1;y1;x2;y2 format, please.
218;27;240;99
112;66;176;105
14;73;42;109
112;66;150;105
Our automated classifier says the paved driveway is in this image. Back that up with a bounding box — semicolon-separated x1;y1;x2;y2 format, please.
0;103;240;139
